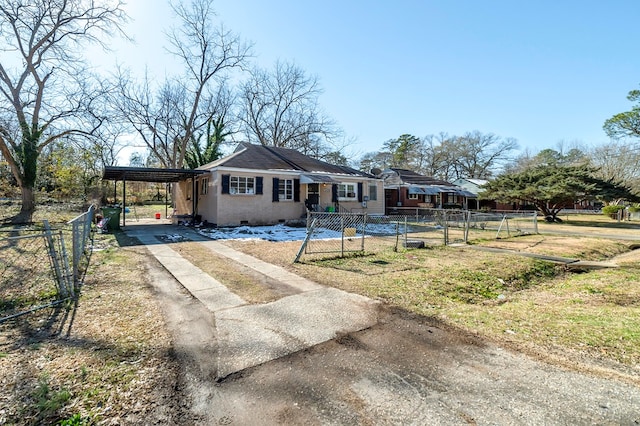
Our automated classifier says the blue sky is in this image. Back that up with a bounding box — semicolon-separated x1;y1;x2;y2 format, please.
100;1;640;161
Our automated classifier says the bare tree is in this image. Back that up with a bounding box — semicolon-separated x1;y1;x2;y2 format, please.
357;151;393;173
590;141;640;194
114;0;250;169
0;0;126;222
239;60;340;154
446;131;518;179
419;133;457;180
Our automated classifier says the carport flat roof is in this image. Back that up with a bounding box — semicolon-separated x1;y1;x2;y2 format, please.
103;166;206;183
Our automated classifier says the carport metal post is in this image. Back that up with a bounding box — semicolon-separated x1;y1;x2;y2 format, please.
192;178;197;220
165;183;169;219
122;178;126;227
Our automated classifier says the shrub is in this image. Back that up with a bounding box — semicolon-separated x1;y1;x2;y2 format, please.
602;205;625;219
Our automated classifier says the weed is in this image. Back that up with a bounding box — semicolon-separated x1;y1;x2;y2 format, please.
58;413;86;425
34;374;72;421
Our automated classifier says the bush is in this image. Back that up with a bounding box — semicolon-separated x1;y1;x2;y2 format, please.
602;205;625;219
443;203;462;209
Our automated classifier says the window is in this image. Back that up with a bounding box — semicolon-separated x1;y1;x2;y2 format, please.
200;177;209;195
368;184;377;201
338;183;357;200
230;176;255;194
408;193;419;200
279;178;294;201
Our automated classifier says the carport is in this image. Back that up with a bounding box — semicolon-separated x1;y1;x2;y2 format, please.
102;166;207;227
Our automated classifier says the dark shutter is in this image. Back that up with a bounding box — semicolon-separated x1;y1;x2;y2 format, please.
221;174;230;194
293;179;300;202
272;177;279;202
256;176;263;195
357;182;363;202
331;184;338;202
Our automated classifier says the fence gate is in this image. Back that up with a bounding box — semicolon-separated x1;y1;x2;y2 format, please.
296;213;367;261
0;205;94;322
0;226;72;322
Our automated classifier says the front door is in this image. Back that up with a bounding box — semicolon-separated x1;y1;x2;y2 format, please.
307;183;320;211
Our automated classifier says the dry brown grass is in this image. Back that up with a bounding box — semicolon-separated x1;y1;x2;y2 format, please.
0;232;177;425
470;234;631;260
170;241;286;303
223;234;640;377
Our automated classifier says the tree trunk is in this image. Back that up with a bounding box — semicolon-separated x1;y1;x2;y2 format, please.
11;185;35;224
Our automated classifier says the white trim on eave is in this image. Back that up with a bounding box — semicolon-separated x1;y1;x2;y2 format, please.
206;166;377;181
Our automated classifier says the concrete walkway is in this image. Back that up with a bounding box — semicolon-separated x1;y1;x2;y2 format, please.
122;223;380;379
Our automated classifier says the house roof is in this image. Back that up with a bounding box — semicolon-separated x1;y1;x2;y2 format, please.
384;168;455;187
455;178;488;186
103;166;206;183
200;143;372;178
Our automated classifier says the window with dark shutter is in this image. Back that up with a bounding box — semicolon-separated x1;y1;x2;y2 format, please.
221;174;230;194
272;177;279;202
256;176;263;195
357;182;363;202
293;179;300;202
331;184;338;202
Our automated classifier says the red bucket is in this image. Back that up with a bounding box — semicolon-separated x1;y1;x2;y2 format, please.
155;213;161;219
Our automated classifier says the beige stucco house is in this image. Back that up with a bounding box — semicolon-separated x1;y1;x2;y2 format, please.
173;143;384;226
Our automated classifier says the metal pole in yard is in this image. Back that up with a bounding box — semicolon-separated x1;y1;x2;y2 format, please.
394;221;400;252
340;215;345;257
404;216;408;247
294;217;317;263
361;213;367;251
443;211;448;245
464;210;470;243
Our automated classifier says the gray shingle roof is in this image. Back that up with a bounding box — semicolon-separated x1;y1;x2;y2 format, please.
388;168;455;186
205;143;372;177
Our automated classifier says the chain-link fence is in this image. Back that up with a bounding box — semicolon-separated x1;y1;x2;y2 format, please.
467;210;538;237
295;210;538;262
68;205;96;284
0;206;95;322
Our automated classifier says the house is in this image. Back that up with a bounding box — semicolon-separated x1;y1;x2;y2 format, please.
453;178;518;211
381;168;475;213
452;178;487;210
173;143;384;226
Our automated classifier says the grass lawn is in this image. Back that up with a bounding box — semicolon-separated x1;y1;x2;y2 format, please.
2;204;640;422
227;232;640;380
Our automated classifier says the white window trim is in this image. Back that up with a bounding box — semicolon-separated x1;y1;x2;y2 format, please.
200;177;209;195
368;184;378;201
338;183;357;201
230;176;256;195
279;178;294;201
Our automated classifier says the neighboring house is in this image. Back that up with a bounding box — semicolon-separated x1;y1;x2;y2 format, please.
173;143;384;226
452;178;487;210
381;168;475;213
453;178;531;211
